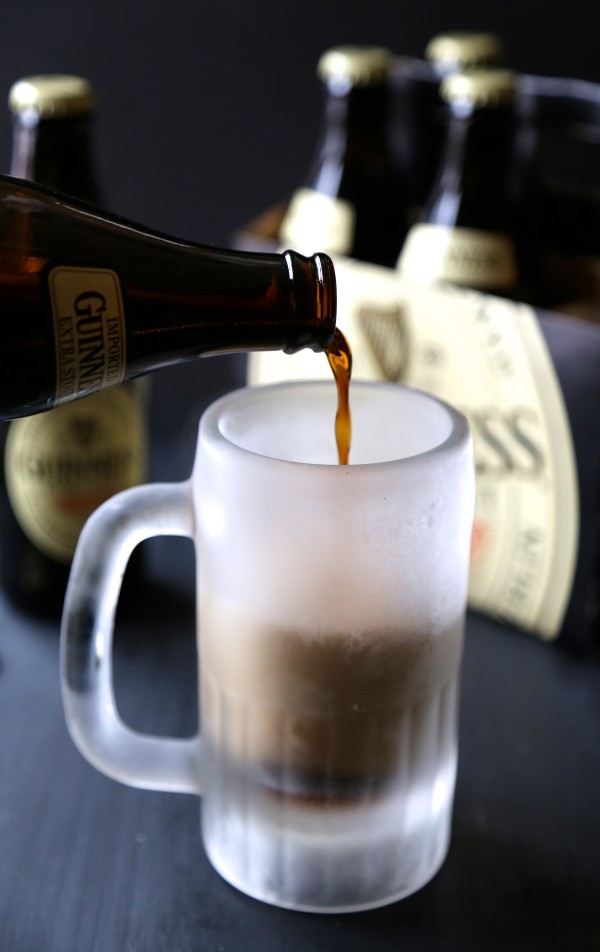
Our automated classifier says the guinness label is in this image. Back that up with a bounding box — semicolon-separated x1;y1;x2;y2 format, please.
279;188;355;256
399;224;518;290
49;266;126;403
5;385;147;562
248;257;578;640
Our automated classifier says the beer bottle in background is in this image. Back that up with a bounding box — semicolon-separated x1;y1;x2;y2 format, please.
0;75;149;615
279;46;408;268
424;31;506;77
9;74;103;201
0;173;337;420
397;69;531;300
399;31;508;217
510;75;600;322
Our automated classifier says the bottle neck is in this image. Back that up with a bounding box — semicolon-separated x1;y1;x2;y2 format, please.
122;245;337;364
400;98;529;297
426;101;517;231
297;79;406;266
308;83;390;194
10;114;101;204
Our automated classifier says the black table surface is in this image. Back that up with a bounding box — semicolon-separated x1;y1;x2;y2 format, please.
1;367;600;952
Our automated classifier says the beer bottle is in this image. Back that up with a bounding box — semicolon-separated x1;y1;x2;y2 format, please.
279;46;408;268
397;69;529;299
401;31;508;213
424;31;506;77
0;75;150;613
8;74;103;202
0;172;336;421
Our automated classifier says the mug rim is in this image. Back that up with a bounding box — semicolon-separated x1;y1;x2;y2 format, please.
198;380;471;472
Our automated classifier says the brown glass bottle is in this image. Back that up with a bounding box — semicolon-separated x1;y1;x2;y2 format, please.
397;69;530;299
0;75;150;615
424;31;506;78
400;32;507;215
279;46;408;268
0;173;336;420
8;75;102;202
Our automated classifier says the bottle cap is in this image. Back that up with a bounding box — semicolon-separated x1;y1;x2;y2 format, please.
441;68;517;108
425;31;505;71
8;75;95;118
317;46;392;86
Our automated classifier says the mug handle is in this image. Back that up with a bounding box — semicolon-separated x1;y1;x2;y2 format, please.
60;482;201;795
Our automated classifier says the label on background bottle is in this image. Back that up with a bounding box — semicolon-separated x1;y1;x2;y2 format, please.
278;188;356;256
5;386;146;563
248;258;579;640
399;224;518;291
48;266;126;403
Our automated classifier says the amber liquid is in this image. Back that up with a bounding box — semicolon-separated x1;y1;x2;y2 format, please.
326;328;353;465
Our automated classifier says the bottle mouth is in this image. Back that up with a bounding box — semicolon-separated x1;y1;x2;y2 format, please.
282;250;337;354
312;252;338;351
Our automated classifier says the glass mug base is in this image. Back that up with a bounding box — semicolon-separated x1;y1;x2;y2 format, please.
205;818;451;914
201;677;459;913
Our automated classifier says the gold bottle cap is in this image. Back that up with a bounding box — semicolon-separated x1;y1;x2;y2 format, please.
425;31;505;70
317;46;392;86
8;75;95;118
441;68;517;107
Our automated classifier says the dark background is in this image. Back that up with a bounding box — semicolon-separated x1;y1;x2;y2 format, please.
2;9;600;948
2;0;600;249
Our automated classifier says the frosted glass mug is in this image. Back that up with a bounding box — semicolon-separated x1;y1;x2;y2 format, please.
60;380;474;913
